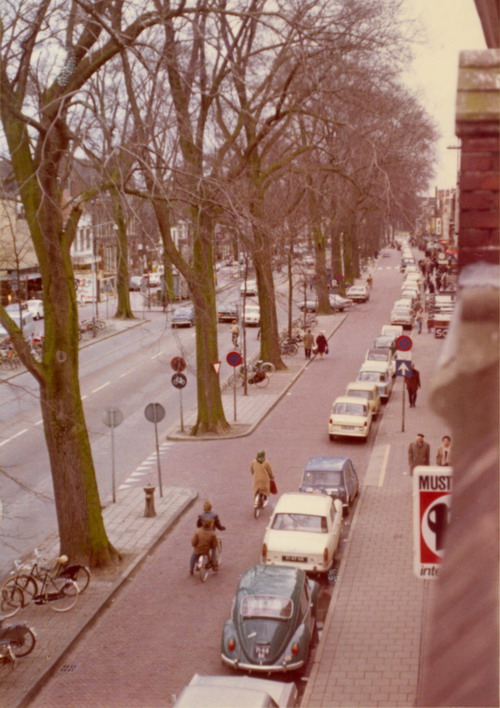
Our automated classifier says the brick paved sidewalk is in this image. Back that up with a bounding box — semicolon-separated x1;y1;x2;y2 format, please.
301;327;445;707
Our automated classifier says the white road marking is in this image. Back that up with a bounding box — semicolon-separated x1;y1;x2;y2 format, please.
35;419;43;426
151;352;164;359
378;444;391;487
0;428;28;448
91;382;111;393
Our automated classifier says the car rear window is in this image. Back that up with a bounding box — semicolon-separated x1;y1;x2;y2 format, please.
241;595;293;620
359;372;382;382
333;402;366;416
303;470;343;486
347;390;371;401
272;513;328;533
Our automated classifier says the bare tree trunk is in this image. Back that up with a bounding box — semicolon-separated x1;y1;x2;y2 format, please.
112;188;134;319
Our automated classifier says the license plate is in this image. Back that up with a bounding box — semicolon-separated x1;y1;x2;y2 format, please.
283;555;307;562
342;426;355;430
255;645;270;660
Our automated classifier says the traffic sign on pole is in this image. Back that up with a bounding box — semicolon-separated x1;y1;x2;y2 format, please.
226;351;242;367
396;360;413;377
171;356;186;372
212;361;221;375
395;334;413;352
413;466;453;579
144;403;166;497
171;372;187;389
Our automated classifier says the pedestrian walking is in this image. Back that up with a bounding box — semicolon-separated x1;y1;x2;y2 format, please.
405;363;421;407
315;331;328;360
303;328;314;359
229;320;239;347
408;433;430;475
436;435;452;466
415;307;424;334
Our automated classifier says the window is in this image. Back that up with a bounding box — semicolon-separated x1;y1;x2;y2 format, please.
241;595;293;620
272;513;328;533
303;470;342;486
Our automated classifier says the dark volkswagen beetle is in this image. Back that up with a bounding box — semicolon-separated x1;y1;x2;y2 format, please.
221;565;319;674
299;456;359;515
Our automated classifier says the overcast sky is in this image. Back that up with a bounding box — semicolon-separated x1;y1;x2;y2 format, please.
401;0;487;192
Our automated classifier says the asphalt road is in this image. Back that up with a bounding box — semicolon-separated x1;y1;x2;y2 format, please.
0;271;304;578
30;252;405;707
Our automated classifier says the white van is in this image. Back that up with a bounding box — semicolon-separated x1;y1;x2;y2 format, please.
0;310;35;343
357;361;394;401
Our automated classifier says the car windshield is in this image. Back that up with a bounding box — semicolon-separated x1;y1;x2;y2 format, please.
303;469;343;486
333;402;366;415
359;372;382;383
272;513;328;533
374;337;393;348
240;595;293;620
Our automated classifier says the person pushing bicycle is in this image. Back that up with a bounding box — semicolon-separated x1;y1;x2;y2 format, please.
251;450;275;510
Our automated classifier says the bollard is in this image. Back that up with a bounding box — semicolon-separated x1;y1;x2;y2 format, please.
143;485;156;518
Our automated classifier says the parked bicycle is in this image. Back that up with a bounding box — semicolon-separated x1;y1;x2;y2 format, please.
0;643;15;679
238;360;275;388
2;551;85;613
279;338;299;356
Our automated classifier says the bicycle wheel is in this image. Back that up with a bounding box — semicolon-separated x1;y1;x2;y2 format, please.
59;565;91;593
3;575;37;606
10;627;36;658
0;651;15;679
255;373;269;388
44;577;79;612
197;556;209;583
260;361;275;375
0;585;24;618
253;493;262;519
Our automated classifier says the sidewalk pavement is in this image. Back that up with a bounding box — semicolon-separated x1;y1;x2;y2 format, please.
2;311;344;708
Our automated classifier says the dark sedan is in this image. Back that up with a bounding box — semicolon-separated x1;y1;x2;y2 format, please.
299;456;359;515
221;565;319;674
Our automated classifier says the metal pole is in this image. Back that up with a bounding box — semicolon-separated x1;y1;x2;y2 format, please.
233;370;237;421
111;424;116;503
179;388;184;432
402;378;406;433
154;420;163;497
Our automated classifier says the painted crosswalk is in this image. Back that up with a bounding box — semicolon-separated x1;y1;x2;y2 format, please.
118;441;176;489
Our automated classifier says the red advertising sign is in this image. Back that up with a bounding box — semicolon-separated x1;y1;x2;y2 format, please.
413;466;453;579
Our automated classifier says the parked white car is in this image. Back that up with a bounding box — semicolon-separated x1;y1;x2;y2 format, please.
0;310;36;343
174;674;298;708
357;361;394;401
243;304;260;326
380;324;403;339
364;347;395;377
345;381;381;418
328;395;373;441
24;299;44;320
390;308;414;330
261;493;343;575
241;279;258;296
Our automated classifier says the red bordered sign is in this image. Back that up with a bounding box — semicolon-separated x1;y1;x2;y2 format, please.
413;465;453;579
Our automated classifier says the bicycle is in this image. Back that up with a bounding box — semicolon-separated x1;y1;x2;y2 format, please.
279;339;299;356
254;492;268;519
5;548;90;595
239;360;275;388
0;643;15;679
2;553;81;613
194;537;222;583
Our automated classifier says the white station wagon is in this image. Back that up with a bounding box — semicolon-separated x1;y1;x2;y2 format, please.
261;493;343;575
328;395;373;441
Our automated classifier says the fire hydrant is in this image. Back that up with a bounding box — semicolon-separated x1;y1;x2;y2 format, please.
143;485;156;518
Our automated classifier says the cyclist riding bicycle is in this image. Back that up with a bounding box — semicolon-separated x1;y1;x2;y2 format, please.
196;501;226;531
229;320;240;347
190;520;219;575
251;450;274;510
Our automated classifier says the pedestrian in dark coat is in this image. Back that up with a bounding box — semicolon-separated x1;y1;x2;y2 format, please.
315;331;328;359
408;433;430;475
303;329;314;359
405;364;421;407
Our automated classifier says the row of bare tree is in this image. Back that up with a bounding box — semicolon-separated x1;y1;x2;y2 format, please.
0;0;436;565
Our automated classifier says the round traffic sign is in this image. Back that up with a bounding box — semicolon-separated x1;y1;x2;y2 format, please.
171;372;187;389
144;402;166;423
226;350;242;367
171;356;186;372
395;334;413;352
102;407;124;428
